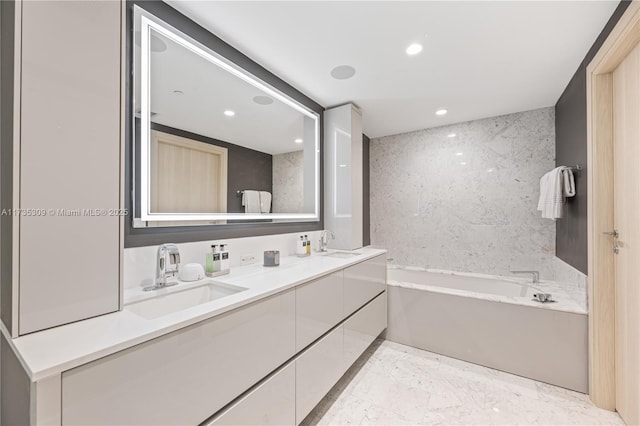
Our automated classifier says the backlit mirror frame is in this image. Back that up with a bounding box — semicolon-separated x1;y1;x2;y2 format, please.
125;1;324;247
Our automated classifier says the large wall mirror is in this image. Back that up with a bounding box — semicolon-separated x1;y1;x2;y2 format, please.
131;4;321;231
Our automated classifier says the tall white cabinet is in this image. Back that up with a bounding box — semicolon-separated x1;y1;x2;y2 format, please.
324;103;364;250
2;0;122;336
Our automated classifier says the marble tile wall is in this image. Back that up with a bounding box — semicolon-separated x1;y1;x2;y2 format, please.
553;256;588;308
272;150;304;213
370;107;557;279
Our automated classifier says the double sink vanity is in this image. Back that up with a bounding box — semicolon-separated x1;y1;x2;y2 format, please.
9;248;387;425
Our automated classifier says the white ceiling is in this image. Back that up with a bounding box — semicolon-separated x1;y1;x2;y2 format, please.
147;28;308;155
165;0;619;139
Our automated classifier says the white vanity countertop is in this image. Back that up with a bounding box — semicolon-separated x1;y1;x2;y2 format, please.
7;248;386;381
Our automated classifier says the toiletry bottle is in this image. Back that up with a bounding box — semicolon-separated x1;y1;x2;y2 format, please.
212;245;221;273
305;235;311;255
296;236;304;256
205;246;215;277
220;244;230;272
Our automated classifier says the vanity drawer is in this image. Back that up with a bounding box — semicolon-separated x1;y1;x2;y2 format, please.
344;292;387;369
206;362;295;426
295;271;343;351
343;254;386;316
61;290;295;426
295;325;344;424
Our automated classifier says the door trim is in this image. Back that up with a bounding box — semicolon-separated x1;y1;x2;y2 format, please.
587;0;640;410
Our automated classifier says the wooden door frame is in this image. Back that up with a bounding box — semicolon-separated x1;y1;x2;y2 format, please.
587;0;640;410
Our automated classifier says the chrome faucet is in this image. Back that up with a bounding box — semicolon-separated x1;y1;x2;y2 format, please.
145;243;180;291
318;230;335;252
510;270;540;284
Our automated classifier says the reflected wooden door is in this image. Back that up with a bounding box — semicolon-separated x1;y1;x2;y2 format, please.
613;38;640;426
150;130;228;214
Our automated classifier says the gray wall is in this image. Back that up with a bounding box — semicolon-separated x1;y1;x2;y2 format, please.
555;0;631;274
1;0;15;333
371;107;556;278
363;134;370;246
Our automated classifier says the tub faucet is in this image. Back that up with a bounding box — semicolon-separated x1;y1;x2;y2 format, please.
319;230;335;252
510;270;539;284
145;243;180;291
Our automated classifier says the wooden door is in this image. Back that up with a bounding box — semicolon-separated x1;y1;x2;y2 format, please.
613;39;640;426
150;130;228;214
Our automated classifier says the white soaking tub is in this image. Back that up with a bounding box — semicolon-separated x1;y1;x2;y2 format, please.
385;266;588;392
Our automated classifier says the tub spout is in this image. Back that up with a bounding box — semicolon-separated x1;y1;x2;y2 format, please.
510;270;539;283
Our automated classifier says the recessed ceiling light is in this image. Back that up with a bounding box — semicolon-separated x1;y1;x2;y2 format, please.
330;65;356;80
294;138;303;144
436;109;448;116
487;168;495;173
224;110;235;117
455;152;463;156
447;133;456;138
173;90;184;96
253;95;274;105
460;162;467;166
406;43;423;55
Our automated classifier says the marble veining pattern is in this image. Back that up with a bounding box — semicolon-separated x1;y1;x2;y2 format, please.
302;339;622;426
553;256;588;309
272;150;304;213
370;107;556;280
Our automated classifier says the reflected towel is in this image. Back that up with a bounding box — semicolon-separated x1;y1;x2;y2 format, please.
537;166;575;220
242;190;261;213
259;191;272;213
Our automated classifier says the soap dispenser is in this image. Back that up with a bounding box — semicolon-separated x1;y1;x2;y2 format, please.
212;245;221;273
220;244;230;273
296;236;306;256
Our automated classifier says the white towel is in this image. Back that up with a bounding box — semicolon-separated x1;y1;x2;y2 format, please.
562;168;575;197
259;191;272;213
242;190;261;213
537;166;576;220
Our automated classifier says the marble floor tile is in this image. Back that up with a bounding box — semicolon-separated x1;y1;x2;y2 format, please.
302;339;623;426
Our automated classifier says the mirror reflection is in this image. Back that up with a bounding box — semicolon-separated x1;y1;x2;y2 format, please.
134;8;320;225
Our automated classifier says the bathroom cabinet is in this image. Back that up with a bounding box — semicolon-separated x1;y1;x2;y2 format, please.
324;104;364;250
343;291;387;370
295;270;344;351
2;0;122;336
62;290;296;426
344;253;386;315
206;363;296;426
295;292;387;424
296;323;346;424
51;254;387;426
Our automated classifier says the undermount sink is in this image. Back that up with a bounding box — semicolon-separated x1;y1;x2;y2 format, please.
323;251;362;259
126;281;248;320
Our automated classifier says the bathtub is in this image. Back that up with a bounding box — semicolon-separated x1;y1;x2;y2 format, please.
385;266;588;393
